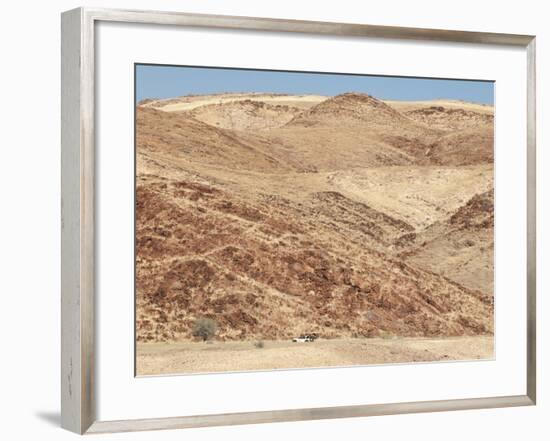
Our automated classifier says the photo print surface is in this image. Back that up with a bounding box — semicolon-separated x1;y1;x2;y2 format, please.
135;64;494;375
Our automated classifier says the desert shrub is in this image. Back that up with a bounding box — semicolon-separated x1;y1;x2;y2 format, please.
254;340;265;349
192;318;218;342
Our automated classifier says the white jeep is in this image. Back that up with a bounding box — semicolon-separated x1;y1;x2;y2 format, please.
292;334;317;343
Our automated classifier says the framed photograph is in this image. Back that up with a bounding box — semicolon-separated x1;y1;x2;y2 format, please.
61;7;536;434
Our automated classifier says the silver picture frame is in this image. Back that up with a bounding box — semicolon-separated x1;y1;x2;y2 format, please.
61;7;536;434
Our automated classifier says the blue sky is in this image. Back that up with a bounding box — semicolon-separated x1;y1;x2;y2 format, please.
136;64;494;105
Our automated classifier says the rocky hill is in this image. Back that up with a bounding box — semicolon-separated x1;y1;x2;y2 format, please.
189;99;303;131
405;105;494;131
398;190;494;294
135;93;494;343
288;93;411;127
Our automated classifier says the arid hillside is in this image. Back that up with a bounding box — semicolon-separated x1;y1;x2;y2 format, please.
399;189;494;294
135;92;494;343
189;100;303;131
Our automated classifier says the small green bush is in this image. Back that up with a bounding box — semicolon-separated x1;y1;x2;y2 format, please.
192;318;218;342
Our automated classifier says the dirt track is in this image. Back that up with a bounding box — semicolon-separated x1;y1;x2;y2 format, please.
136;336;493;375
